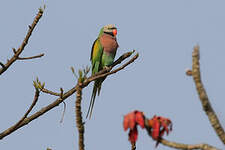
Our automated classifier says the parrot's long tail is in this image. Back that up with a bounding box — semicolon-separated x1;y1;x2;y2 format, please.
86;80;102;119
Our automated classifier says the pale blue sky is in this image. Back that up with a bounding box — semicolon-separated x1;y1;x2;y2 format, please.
0;0;225;150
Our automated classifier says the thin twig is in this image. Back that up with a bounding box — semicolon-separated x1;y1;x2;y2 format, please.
18;53;44;60
15;89;40;126
40;87;61;96
111;50;135;67
0;8;44;75
160;138;220;150
93;50;135;77
191;45;225;144
76;84;85;150
12;48;16;54
0;51;138;140
2;88;40;138
60;88;63;98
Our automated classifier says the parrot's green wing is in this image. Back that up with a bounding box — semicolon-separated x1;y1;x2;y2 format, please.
86;38;103;119
90;38;103;72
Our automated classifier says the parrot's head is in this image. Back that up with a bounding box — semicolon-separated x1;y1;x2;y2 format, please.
99;24;117;37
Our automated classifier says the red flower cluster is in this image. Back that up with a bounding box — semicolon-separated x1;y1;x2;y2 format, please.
123;110;145;144
123;110;172;147
148;115;172;146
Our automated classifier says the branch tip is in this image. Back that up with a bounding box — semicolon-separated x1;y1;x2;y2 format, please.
12;48;16;54
60;88;64;98
18;53;44;60
186;69;192;76
191;45;225;144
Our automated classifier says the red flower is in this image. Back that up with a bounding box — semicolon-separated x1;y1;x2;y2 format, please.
123;111;173;148
128;126;138;143
123;110;145;144
148;115;172;147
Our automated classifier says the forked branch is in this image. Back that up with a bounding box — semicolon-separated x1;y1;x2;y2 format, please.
0;8;44;75
0;50;139;140
0;88;40;139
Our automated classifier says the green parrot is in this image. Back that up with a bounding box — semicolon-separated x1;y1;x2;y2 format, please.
86;24;119;119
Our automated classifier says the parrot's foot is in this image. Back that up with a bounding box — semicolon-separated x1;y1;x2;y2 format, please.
103;66;110;71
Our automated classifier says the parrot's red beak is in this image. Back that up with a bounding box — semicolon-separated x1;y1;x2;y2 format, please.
113;29;117;36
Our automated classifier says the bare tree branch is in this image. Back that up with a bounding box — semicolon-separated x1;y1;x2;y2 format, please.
18;53;44;60
40;87;61;96
76;83;85;150
0;88;40;139
137;45;223;150
0;8;44;75
81;52;139;88
15;88;40;126
93;50;135;77
0;51;138;140
160;138;220;150
191;45;225;144
16;89;40;126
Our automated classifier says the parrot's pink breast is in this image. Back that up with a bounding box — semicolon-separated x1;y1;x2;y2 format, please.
100;34;119;54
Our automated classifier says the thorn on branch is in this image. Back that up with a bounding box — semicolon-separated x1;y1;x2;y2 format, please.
60;87;64;99
12;48;17;54
185;69;192;76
